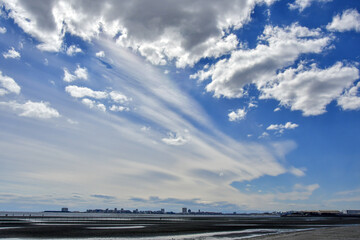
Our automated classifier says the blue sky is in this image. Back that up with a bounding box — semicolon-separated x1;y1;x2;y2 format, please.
0;0;359;212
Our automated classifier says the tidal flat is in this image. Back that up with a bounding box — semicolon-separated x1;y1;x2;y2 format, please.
0;212;359;239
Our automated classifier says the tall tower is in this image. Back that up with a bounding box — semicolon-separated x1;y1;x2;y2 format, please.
182;207;187;214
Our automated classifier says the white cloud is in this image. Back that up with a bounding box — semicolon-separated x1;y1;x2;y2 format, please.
0;100;60;119
109;91;130;104
162;132;188;146
0;38;300;211
63;65;88;82
337;81;360;111
228;108;247;121
66;45;82;56
274;107;281;112
276;184;319;201
327;9;360;33
141;126;151;131
65;85;108;99
67;118;78;125
248;100;257;109
260;62;359;116
289;166;306;177
96;51;105;58
0;71;21;95
289;0;331;12
192;23;331;99
259;132;269;139
3;47;21;59
2;0;275;66
74;65;88;80
63;68;76;82
335;188;360;196
109;105;129;112
0;26;6;33
81;98;106;112
267;122;299;134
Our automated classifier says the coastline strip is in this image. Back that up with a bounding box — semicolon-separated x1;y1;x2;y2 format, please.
247;225;360;240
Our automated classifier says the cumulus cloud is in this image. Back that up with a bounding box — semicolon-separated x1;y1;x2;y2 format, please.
65;85;108;99
65;86;132;112
109;91;131;103
162;132;188;146
109;105;129;112
63;65;88;82
289;0;331;12
267;122;299;135
96;51;105;58
0;71;21;95
228;108;247;121
1;0;275;66
327;9;360;33
247;100;258;109
0;100;60;119
0;26;6;33
66;45;82;56
63;68;76;82
141;126;151;131
192;23;331;99
3;47;21;59
260;62;359;116
81;98;106;112
337;81;360;111
74;65;88;80
258;132;269;139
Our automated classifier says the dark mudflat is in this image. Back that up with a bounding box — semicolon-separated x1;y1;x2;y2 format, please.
0;215;359;238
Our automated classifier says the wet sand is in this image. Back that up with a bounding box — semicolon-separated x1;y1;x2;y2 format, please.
249;225;360;239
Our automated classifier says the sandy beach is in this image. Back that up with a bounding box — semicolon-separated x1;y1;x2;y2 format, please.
249;225;360;240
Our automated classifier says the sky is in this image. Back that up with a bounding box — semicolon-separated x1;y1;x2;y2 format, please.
0;0;359;213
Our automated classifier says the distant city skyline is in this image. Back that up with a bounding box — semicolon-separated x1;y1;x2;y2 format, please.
0;0;359;212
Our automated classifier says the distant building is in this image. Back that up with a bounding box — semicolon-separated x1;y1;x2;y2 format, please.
61;208;69;212
182;207;187;214
161;208;165;214
347;210;360;215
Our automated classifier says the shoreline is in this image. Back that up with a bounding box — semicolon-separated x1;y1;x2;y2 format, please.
247;225;360;240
